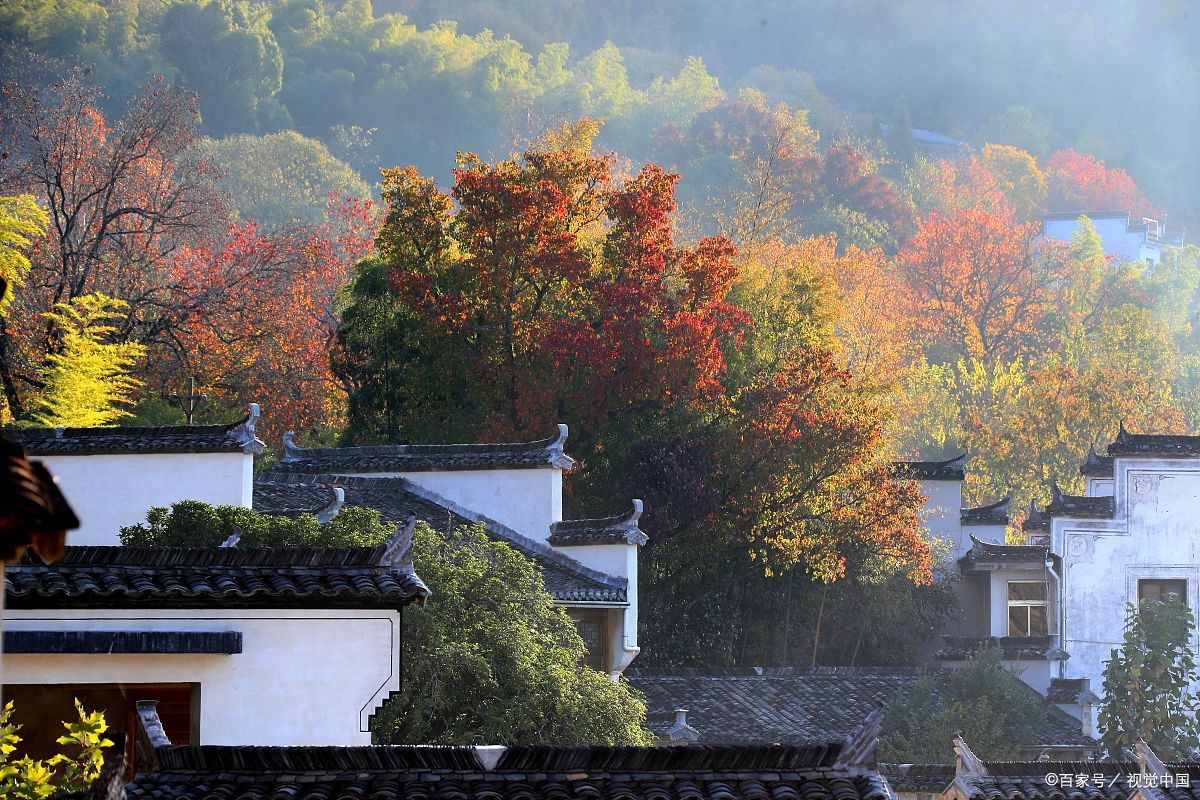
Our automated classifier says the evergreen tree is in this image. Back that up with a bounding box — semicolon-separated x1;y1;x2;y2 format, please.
1099;598;1200;759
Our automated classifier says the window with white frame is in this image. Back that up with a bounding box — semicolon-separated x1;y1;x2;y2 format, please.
1007;580;1049;637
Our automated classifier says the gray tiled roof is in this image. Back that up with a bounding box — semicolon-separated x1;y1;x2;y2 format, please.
1046;485;1115;519
254;473;628;604
961;497;1012;526
273;425;575;474
958;537;1049;572
5;543;430;609
626;668;1096;753
1108;422;1200;458
1046;678;1092;704
891;453;967;482
3;405;264;455
126;743;894;800
548;500;648;546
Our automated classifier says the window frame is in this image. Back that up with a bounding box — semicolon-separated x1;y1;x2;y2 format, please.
1007;579;1050;637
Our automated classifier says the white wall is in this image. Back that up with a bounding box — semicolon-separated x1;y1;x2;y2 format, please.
344;468;563;544
558;543;639;676
1058;460;1200;698
39;453;253;546
917;480;964;557
1043;216;1159;266
3;608;400;745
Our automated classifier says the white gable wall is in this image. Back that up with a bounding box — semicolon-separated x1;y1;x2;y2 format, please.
39;452;253;546
917;479;965;557
1058;459;1200;697
3;608;399;745
340;468;563;545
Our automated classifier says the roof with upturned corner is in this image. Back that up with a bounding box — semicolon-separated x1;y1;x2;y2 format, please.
272;425;575;474
3;405;264;455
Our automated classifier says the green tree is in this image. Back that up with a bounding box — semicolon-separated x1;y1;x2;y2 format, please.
120;499;392;547
371;522;651;745
28;293;146;427
0;194;48;310
1099;598;1200;759
878;646;1052;761
0;699;113;799
199;131;371;226
158;0;288;135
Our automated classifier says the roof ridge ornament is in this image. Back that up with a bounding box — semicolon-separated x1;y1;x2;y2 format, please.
316;487;345;523
546;423;574;470
382;515;418;571
952;733;986;777
231;403;265;454
281;430;303;462
220;528;242;548
833;704;884;771
474;745;507;771
1137;738;1169;777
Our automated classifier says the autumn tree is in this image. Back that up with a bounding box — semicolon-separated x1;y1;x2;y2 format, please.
336;140;934;665
1045;149;1155;218
0;73;221;415
0;194;47;308
28;293;146;427
897;207;1071;364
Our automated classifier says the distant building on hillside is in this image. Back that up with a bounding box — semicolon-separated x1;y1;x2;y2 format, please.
1042;210;1185;268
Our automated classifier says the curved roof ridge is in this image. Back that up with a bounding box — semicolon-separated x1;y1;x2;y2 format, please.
277;424;574;472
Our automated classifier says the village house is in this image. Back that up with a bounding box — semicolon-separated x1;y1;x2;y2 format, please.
901;426;1200;735
3;527;429;753
1042;210;1185;268
0;409;644;752
261;424;645;676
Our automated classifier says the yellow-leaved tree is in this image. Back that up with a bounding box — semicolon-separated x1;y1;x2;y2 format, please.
0;699;113;797
29;293;146;427
0;194;48;310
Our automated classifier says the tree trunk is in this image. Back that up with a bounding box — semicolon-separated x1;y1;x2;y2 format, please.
810;582;829;667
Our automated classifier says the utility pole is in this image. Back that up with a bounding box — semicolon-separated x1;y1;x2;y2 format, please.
165;376;208;425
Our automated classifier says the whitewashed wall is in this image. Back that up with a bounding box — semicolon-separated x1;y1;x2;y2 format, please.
1057;459;1200;697
1043;216;1161;266
343;468;563;545
917;479;964;558
3;608;400;745
38;453;253;546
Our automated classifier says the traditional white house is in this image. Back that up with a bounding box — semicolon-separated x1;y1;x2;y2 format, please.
2;407;264;546
3;525;429;753
2;411;643;753
1042;210;1185;268
260;424;645;677
908;426;1200;734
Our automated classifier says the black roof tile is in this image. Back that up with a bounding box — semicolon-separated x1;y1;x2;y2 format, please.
956;762;1200;800
4;542;430;610
549;501;648;546
126;744;894;800
625;668;1094;752
961;496;1012;526
890;453;967;482
254;473;627;604
1107;422;1200;459
878;764;955;793
1045;485;1115;520
273;425;575;474
3;405;264;455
